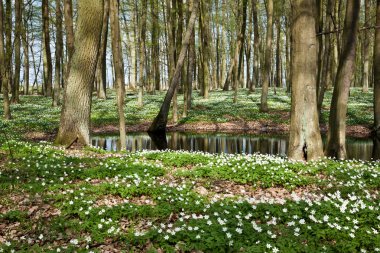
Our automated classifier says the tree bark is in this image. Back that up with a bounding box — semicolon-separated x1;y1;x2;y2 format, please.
64;0;75;63
55;0;104;146
0;0;10;119
260;0;273;112
12;0;21;103
42;0;53;97
110;0;126;150
148;0;199;133
326;0;360;159
151;0;160;92
374;0;380;133
138;0;148;107
53;0;63;106
251;0;260;92
362;0;370;93
96;0;109;99
288;0;324;161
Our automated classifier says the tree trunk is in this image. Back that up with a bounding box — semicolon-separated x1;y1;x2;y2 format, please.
288;0;324;161
42;0;53;97
55;0;104;146
275;18;281;89
233;0;248;103
148;0;199;133
96;0;109;99
0;0;11;119
22;9;29;95
260;0;273;112
138;0;147;107
64;0;75;63
5;0;12;98
199;0;211;99
12;0;21;103
151;0;160;92
326;0;360;159
251;0;260;92
374;0;380;133
362;0;370;93
110;0;126;150
53;0;63;107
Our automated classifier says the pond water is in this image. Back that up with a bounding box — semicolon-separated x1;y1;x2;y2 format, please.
91;132;380;161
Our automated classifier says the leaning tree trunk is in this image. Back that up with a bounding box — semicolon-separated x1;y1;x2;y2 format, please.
326;0;360;159
374;0;380;133
110;0;126;150
55;0;104;146
0;0;11;119
288;0;324;161
260;0;273;112
53;0;63;107
148;0;199;133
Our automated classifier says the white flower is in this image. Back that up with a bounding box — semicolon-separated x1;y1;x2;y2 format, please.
273;247;279;253
98;224;103;229
349;233;355;238
70;239;78;245
5;241;11;246
164;235;169;240
38;234;44;240
226;232;232;238
267;243;272;249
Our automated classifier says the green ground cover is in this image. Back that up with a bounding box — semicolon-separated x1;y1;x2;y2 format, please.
0;88;374;137
0;141;379;252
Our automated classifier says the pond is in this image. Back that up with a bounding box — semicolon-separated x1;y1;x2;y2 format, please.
91;132;380;161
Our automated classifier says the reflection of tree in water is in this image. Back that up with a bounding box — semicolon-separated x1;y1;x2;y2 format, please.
91;133;374;160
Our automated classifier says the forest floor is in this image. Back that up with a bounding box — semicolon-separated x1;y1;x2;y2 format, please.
0;88;378;252
0;142;379;252
0;88;375;142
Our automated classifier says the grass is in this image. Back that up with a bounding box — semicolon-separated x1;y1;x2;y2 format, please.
0;88;374;138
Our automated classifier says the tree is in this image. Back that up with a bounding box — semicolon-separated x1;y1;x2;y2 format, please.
110;0;126;150
362;0;370;93
374;0;380;134
260;0;273;112
251;0;260;92
12;0;21;103
0;0;10;119
42;0;53;97
148;0;199;133
326;0;360;159
55;0;104;146
95;0;109;99
288;0;324;161
64;0;74;63
53;0;63;107
138;0;147;107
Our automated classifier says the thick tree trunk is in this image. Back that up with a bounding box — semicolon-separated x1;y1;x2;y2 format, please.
96;0;109;99
42;0;53;97
110;0;126;150
288;0;324;161
0;0;10;119
5;0;12;98
53;0;63;107
326;0;360;159
374;0;380;133
199;0;211;99
55;0;104;146
148;0;199;133
12;0;21;103
260;0;273;112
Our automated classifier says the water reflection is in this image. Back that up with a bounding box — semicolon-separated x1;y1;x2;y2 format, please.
91;132;377;161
